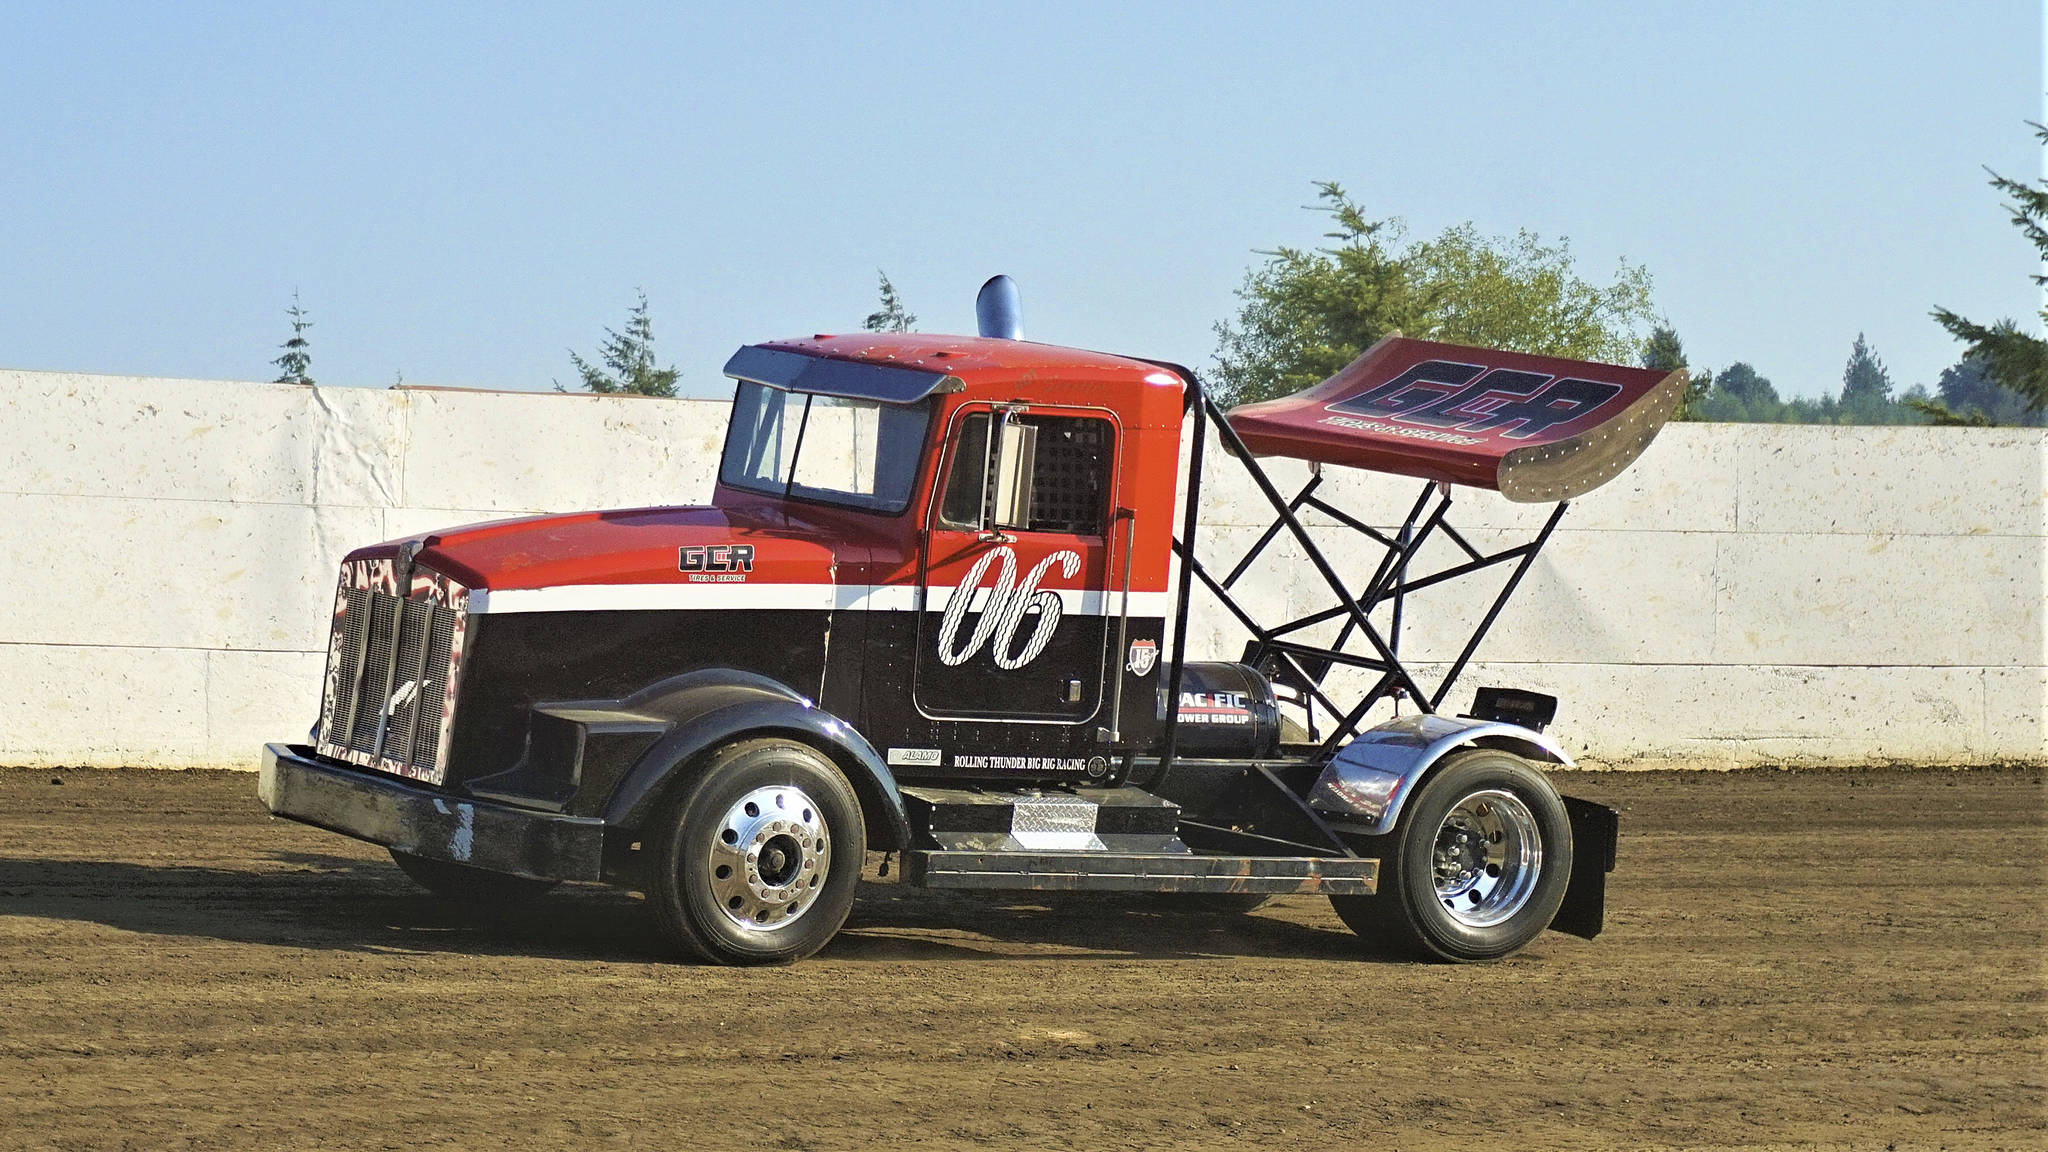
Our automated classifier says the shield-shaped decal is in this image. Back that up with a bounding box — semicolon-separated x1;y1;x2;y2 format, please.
1126;639;1159;676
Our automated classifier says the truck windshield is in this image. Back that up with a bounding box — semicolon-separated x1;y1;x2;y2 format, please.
718;381;930;514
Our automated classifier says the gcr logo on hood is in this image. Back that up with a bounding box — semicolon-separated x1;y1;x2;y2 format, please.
936;546;1081;670
679;544;755;573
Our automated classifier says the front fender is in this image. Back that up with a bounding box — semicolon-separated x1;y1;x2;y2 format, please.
1306;713;1573;836
599;672;910;850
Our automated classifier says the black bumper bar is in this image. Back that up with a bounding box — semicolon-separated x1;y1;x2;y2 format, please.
259;743;606;882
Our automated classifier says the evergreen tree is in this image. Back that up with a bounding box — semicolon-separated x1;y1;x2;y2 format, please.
1837;332;1895;421
1714;363;1778;408
1931;118;2048;413
863;271;917;333
1639;325;1685;373
272;291;314;386
560;290;679;397
1639;324;1712;421
1923;353;2047;426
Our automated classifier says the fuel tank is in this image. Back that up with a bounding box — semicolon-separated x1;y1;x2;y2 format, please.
1160;662;1281;758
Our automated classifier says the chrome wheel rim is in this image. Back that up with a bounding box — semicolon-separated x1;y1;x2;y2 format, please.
1431;788;1542;928
707;785;830;931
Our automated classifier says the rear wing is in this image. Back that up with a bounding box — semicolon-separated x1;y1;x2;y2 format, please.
1156;339;1680;772
1224;336;1684;502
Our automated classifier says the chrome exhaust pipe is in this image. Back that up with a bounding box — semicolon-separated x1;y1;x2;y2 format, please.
975;275;1023;340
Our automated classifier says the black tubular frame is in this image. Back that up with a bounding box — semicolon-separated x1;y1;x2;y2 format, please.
1157;380;1568;771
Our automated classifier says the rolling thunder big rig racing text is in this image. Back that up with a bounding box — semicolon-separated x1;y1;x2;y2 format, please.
261;277;1681;965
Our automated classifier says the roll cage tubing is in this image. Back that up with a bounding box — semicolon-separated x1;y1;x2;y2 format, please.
1150;365;1568;776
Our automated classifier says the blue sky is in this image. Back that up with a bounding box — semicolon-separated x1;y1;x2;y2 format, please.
1;2;2038;399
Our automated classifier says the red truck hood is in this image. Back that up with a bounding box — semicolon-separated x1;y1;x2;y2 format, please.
351;506;844;595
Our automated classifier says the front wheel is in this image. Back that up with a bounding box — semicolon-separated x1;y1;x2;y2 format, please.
1331;748;1572;962
646;738;866;965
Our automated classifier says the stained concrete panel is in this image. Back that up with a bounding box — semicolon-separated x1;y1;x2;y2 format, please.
400;391;724;514
0;494;382;652
1711;533;2040;667
1983;665;2048;760
1735;425;2045;537
305;385;410;509
206;648;327;766
1;645;210;766
1;371;314;504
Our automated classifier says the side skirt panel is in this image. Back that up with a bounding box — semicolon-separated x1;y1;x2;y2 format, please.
903;849;1378;895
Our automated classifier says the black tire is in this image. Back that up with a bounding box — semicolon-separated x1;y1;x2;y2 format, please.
646;738;865;966
1330;748;1572;962
388;849;560;903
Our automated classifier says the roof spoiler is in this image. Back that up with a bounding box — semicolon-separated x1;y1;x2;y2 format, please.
722;345;961;405
1223;336;1684;502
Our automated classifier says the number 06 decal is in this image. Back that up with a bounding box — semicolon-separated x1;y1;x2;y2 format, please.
936;546;1082;669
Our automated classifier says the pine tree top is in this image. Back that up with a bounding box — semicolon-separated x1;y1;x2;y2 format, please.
561;289;679;397
272;291;314;386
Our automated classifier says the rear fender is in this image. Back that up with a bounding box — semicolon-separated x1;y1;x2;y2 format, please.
1309;712;1615;938
598;670;910;850
1307;713;1573;836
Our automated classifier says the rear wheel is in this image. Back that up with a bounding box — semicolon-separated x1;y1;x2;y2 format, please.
1331;748;1572;962
646;738;865;965
388;850;559;903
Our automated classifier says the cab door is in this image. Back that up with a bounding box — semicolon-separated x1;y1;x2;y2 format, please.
912;404;1118;723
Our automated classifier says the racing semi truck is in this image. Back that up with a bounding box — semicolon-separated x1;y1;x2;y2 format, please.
260;277;1682;965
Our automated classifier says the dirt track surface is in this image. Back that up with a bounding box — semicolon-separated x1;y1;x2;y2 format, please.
1;767;2042;1151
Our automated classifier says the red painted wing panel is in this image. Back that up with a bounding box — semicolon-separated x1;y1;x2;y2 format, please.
1224;337;1684;502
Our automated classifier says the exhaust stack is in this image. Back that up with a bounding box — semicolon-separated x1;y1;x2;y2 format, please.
975;275;1023;340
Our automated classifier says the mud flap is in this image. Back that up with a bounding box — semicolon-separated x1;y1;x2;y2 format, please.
1551;795;1618;940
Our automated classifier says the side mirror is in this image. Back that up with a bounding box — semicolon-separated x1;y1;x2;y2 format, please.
982;411;1038;535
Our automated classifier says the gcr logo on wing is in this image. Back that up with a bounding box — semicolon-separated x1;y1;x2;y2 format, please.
1330;359;1624;439
936;546;1082;670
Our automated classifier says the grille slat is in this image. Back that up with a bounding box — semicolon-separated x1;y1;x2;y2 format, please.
412;604;458;772
350;594;400;752
329;586;372;745
318;561;466;785
384;598;435;765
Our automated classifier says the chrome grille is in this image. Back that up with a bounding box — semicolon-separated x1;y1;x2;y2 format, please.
349;593;400;750
317;558;469;785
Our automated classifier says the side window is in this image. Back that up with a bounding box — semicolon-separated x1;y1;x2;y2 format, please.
938;412;1111;536
938;414;993;527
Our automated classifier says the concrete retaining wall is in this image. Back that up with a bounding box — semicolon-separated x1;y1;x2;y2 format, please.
2;369;2041;769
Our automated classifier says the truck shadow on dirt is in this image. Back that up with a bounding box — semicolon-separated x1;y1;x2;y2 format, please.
835;885;1390;963
0;854;1388;965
